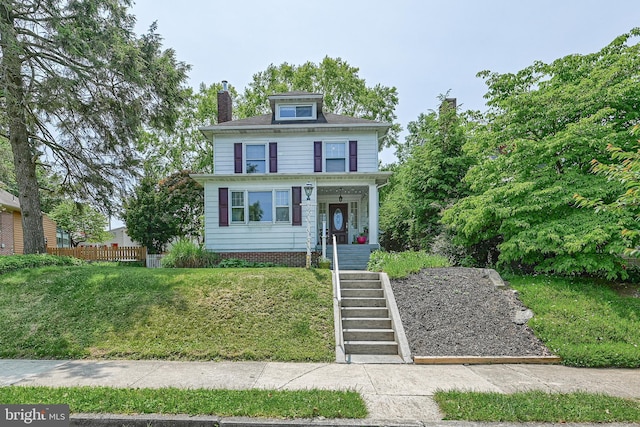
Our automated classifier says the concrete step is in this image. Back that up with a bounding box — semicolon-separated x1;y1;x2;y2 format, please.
344;340;399;355
340;272;380;281
341;307;389;318
341;288;384;298
341;297;387;308
340;279;382;289
342;317;392;329
343;328;396;341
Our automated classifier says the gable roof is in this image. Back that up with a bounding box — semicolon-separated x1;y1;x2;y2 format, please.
0;188;20;211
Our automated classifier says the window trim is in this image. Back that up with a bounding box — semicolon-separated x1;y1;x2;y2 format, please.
275;103;317;121
245;143;266;174
229;189;291;224
325;141;347;172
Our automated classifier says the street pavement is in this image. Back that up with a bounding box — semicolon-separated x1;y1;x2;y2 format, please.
1;359;639;426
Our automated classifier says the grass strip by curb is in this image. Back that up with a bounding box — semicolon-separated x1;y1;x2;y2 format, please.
0;386;367;419
434;390;640;423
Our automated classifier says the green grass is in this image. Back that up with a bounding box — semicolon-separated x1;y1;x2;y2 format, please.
0;254;83;274
508;275;640;368
434;390;640;422
0;266;334;361
367;250;450;278
0;386;367;418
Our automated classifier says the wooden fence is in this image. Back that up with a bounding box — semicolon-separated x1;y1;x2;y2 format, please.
47;246;147;262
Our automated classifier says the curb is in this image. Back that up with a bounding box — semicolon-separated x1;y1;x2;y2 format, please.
69;414;634;427
70;414;422;426
413;355;562;365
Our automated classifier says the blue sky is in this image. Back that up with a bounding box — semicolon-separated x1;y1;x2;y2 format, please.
132;0;640;164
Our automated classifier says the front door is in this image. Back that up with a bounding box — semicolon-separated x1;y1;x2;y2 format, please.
329;203;348;244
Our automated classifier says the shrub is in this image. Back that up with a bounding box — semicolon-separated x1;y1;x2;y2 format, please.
216;258;280;268
0;254;82;274
368;250;450;279
161;240;219;268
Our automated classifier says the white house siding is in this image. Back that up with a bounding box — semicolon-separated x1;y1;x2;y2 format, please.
213;131;379;174
203;179;317;253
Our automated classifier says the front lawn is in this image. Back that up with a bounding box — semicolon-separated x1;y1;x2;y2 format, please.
0;386;367;418
435;390;640;423
0;266;334;361
509;275;640;368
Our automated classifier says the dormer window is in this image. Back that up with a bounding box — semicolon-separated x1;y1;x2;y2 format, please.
276;103;317;121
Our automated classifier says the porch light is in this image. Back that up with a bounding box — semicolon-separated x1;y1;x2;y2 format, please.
304;181;314;268
304;182;314;201
339;188;343;202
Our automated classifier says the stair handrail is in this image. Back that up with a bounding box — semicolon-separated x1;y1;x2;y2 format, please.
332;234;345;359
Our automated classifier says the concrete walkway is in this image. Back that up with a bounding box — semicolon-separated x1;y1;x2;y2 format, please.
1;359;640;425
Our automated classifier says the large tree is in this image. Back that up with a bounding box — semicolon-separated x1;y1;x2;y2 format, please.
139;82;239;176
379;96;472;251
574;125;640;258
442;29;640;278
0;1;189;253
237;57;400;150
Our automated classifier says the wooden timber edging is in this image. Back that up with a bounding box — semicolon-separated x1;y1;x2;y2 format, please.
414;355;562;365
47;246;147;262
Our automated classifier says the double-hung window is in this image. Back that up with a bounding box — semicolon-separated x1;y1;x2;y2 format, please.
275;190;290;222
245;144;266;173
231;190;290;223
325;142;346;172
231;191;245;222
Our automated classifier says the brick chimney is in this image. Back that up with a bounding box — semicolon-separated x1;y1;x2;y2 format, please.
217;80;232;123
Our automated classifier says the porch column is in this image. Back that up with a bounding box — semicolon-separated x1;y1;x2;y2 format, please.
368;183;379;245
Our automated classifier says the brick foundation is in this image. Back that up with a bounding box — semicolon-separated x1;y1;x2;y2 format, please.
216;251;320;267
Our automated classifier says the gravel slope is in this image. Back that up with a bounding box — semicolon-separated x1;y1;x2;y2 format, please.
390;267;554;357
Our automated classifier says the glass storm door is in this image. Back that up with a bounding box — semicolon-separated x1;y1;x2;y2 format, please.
329;203;348;244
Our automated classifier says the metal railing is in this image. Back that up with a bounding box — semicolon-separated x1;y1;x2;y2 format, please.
332;234;345;359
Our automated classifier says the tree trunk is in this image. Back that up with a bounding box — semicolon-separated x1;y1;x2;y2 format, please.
0;5;46;254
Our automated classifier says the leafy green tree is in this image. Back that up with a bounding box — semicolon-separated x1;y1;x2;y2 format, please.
237;57;400;150
380;97;472;251
49;200;111;247
574;126;640;257
442;29;640;278
0;1;189;254
159;170;204;243
139;83;239;175
122;175;178;254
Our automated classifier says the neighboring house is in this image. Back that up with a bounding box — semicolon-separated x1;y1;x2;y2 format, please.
0;188;57;254
81;226;140;248
192;84;392;267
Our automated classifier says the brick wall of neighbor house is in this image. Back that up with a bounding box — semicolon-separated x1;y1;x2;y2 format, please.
0;211;15;255
216;251;320;267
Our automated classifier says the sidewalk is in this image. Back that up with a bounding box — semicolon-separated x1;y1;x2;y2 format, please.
2;359;640;425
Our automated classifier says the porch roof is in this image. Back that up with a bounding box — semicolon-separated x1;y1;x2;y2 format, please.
191;171;392;186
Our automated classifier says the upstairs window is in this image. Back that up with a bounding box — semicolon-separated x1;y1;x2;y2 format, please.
246;144;266;173
325;142;346;172
276;103;316;121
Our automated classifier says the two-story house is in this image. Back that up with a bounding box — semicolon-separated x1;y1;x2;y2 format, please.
193;83;391;268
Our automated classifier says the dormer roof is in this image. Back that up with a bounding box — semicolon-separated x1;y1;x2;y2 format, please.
200;91;390;139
